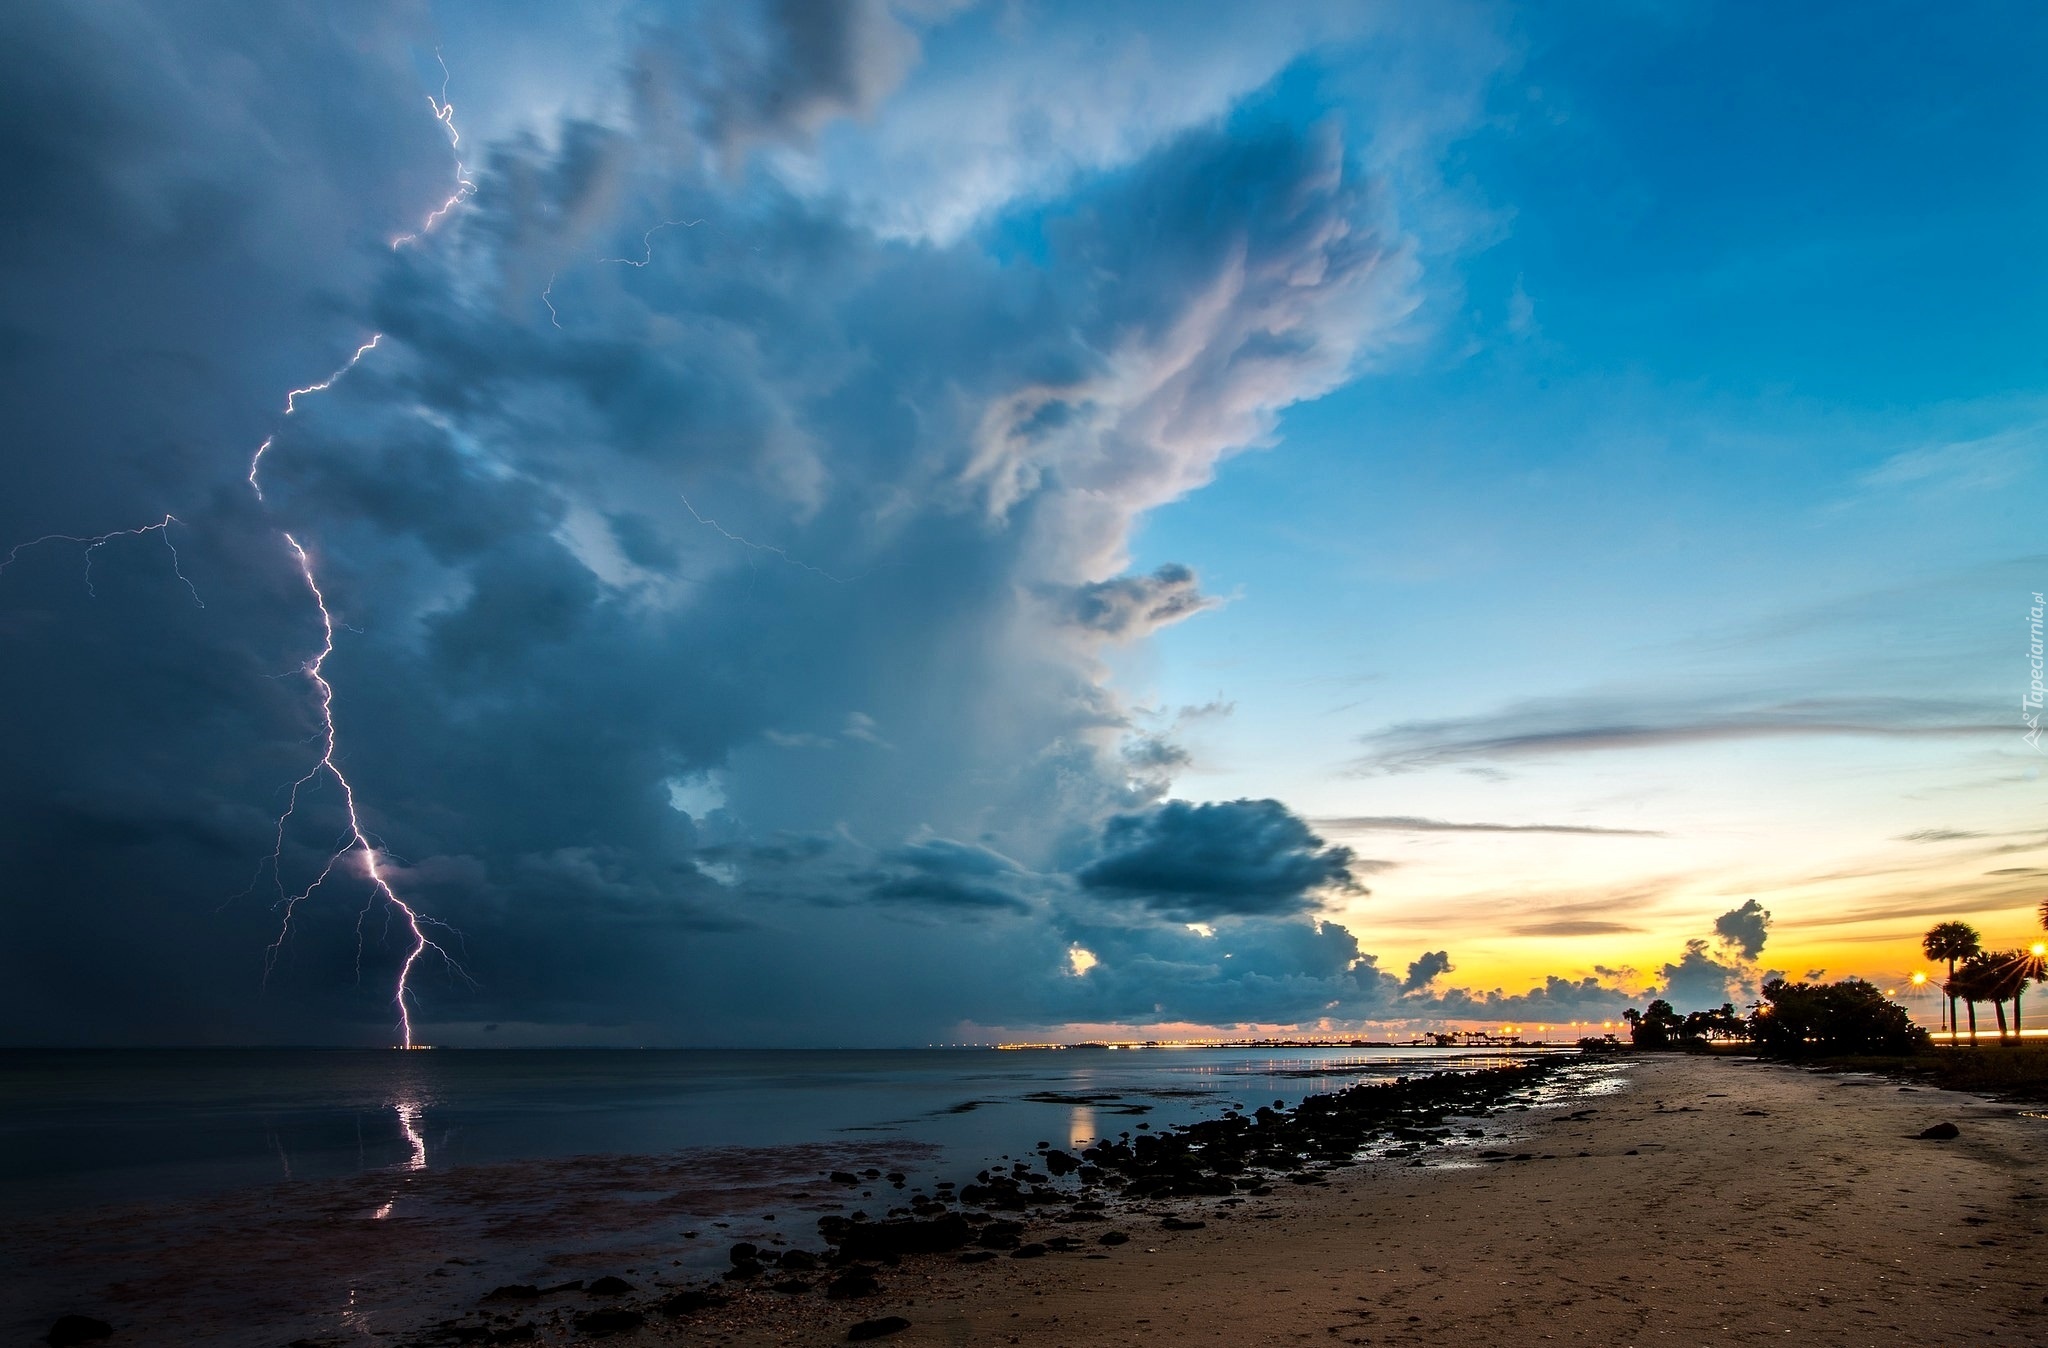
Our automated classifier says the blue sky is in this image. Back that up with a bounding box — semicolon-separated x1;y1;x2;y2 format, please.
0;0;2040;1044
1130;0;2048;999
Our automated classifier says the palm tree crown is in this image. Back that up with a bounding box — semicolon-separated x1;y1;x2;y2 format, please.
1923;921;1983;1037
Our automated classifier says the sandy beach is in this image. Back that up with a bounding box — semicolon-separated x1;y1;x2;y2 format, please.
636;1055;2046;1348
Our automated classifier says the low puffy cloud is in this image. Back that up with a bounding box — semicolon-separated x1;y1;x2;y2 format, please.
1057;563;1217;640
1712;898;1771;961
1077;799;1361;921
1401;949;1452;992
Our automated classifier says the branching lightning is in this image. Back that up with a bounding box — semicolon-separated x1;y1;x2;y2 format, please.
245;53;487;1046
249;334;383;499
263;535;468;1048
678;491;862;584
541;272;562;329
389;51;474;250
0;513;205;607
0;54;482;1047
600;217;704;267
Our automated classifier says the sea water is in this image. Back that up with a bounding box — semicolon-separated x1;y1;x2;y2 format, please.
1;1044;1553;1214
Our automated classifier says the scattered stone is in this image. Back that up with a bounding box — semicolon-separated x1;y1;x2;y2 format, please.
956;1250;998;1264
1099;1231;1131;1246
481;1284;540;1302
771;1279;813;1294
830;1171;861;1185
1160;1217;1207;1231
847;1315;912;1341
823;1213;973;1259
974;1219;1027;1250
826;1269;882;1300
1916;1122;1961;1140
656;1289;730;1317
1010;1242;1048;1258
585;1276;634;1296
46;1317;114;1347
779;1249;820;1271
571;1309;644;1337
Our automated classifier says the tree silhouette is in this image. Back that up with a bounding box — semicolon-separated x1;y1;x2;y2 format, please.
1923;922;1983;1038
1973;949;2047;1040
1954;952;2024;1044
1748;978;1928;1058
1622;1000;1683;1049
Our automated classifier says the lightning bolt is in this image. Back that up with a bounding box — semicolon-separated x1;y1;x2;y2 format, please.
599;217;704;267
6;54;475;1046
264;535;467;1048
541;272;562;329
678;491;862;584
249;334;382;500
0;513;204;607
389;51;474;250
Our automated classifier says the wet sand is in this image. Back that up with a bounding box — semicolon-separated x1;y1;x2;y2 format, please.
649;1056;2048;1347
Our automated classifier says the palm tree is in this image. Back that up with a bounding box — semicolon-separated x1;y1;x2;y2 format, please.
1949;957;1991;1045
1923;922;1983;1038
1991;947;2047;1038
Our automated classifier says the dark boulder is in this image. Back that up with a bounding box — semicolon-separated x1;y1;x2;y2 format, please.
831;1214;972;1259
974;1219;1026;1250
826;1268;882;1300
656;1289;730;1317
585;1276;634;1296
847;1316;912;1341
46;1318;113;1347
572;1308;645;1337
1915;1121;1960;1140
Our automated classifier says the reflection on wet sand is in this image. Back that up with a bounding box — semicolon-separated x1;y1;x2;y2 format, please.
372;1099;429;1220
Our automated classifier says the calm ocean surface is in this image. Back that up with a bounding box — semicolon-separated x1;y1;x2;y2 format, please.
1;1044;1556;1214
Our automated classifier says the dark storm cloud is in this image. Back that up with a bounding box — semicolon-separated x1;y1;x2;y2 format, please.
1077;799;1360;921
1051;916;1404;1027
0;3;1505;1045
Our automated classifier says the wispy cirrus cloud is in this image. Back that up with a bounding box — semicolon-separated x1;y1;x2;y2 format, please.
1314;814;1662;837
1352;694;2008;773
